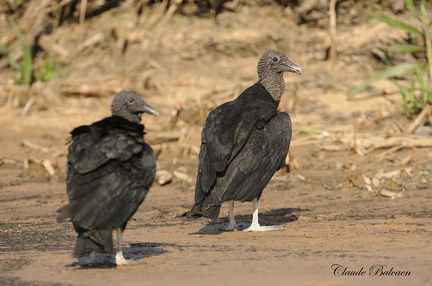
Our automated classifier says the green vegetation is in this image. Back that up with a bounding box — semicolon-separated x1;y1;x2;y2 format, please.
349;0;432;118
0;20;64;86
9;20;33;85
14;0;23;7
35;54;65;82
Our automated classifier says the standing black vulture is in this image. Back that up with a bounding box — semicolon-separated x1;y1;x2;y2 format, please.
57;90;158;265
190;50;301;231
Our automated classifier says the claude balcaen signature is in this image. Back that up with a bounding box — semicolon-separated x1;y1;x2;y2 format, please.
332;264;411;276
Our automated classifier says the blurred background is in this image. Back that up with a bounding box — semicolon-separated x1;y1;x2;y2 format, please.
1;1;432;284
0;0;431;190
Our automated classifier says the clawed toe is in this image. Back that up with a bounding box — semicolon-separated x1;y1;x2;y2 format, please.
243;224;281;232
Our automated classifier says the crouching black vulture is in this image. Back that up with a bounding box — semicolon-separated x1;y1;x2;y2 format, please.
57;90;158;265
189;50;301;231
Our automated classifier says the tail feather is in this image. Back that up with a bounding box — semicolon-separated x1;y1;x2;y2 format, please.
189;202;221;221
73;229;113;258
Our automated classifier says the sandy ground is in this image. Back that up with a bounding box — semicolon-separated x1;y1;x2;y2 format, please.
1;2;432;285
1;103;431;286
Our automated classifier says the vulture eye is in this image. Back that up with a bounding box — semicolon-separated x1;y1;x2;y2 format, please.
129;97;135;103
272;57;278;62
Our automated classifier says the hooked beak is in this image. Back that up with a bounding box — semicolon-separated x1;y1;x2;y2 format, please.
136;101;159;117
282;59;302;75
142;102;159;117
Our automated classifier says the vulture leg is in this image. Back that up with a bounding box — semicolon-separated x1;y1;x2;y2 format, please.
225;201;238;231
115;228;130;265
115;227;146;265
243;199;280;232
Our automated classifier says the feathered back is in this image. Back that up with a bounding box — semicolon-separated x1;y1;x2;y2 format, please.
67;116;145;175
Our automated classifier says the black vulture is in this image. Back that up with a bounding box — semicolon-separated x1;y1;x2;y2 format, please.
57;90;158;265
189;50;302;231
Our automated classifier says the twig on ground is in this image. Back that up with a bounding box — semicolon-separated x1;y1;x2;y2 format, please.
406;105;431;133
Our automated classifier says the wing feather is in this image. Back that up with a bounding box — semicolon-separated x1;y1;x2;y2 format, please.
199;111;292;206
65;117;155;230
196;84;278;196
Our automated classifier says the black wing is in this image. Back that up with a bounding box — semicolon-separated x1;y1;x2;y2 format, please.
206;112;291;203
64;117;156;230
194;84;283;203
221;112;291;201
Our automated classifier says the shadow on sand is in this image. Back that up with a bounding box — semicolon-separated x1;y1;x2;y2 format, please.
68;242;169;269
190;207;304;235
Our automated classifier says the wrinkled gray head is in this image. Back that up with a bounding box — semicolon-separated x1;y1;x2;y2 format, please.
257;50;302;101
111;90;158;124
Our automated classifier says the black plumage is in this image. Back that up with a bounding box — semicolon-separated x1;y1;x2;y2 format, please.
190;50;301;231
57;90;158;265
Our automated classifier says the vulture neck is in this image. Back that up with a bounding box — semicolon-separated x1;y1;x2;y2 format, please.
257;69;285;102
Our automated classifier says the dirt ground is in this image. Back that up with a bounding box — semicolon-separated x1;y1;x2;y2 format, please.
1;2;431;286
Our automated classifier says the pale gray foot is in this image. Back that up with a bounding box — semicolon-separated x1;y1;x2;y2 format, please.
243;224;281;232
115;251;132;265
243;199;282;232
115;228;144;266
224;201;238;231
